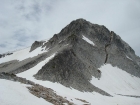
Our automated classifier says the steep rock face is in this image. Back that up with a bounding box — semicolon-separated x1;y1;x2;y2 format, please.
35;48;110;96
44;19;111;49
104;32;140;77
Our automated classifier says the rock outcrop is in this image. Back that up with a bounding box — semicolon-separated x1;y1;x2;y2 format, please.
0;52;13;58
30;41;44;52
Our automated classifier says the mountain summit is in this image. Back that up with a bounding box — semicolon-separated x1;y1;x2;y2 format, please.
0;19;140;105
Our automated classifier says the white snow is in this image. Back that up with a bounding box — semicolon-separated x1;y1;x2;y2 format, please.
90;64;140;96
62;103;68;105
17;58;140;105
0;79;52;105
82;35;95;46
0;46;49;63
0;47;30;63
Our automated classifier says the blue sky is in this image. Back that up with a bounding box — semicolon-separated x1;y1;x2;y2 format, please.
0;0;140;56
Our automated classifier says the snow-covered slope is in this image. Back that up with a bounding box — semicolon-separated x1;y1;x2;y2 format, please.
0;79;52;105
17;55;140;105
0;47;30;63
91;64;140;96
0;41;48;64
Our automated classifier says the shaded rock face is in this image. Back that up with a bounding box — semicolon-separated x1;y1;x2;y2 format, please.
35;49;99;89
35;49;111;96
30;41;44;52
104;32;140;77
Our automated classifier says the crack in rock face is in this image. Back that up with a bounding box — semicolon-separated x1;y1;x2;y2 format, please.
104;31;114;64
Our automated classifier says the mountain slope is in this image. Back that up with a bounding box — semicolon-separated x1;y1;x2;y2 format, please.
0;18;140;105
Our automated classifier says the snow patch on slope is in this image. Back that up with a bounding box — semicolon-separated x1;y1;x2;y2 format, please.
82;35;95;46
0;79;52;105
0;46;49;63
17;58;140;105
0;47;30;63
126;55;133;61
90;64;140;96
19;47;48;61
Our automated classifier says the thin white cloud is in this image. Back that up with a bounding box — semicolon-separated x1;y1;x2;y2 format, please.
0;0;140;56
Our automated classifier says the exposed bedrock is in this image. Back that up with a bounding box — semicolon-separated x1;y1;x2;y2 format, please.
34;48;111;96
0;53;13;58
104;31;140;77
30;41;44;52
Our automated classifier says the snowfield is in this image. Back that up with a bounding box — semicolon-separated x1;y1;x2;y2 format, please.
90;64;140;96
17;54;140;105
0;41;48;63
0;79;52;105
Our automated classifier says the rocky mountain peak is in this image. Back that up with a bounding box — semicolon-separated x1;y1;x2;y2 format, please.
31;19;140;94
29;19;139;67
1;18;140;95
41;18;111;49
